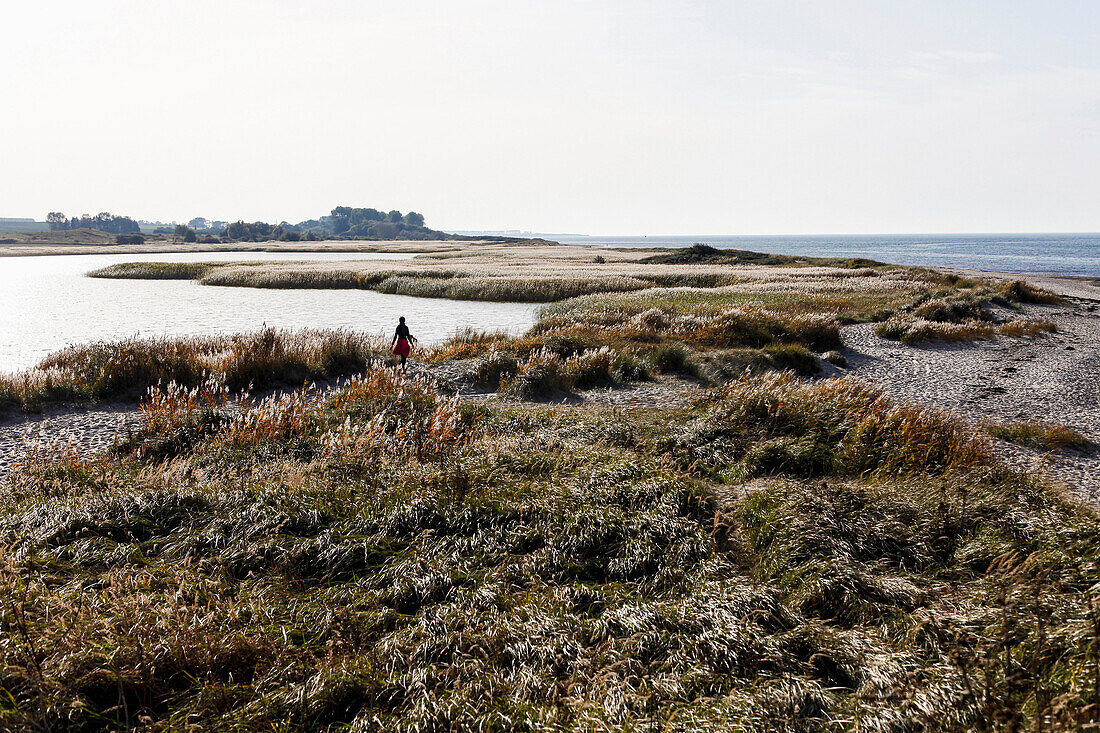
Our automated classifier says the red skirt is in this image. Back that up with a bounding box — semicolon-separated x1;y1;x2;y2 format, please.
393;338;411;357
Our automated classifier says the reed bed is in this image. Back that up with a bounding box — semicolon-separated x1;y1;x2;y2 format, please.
88;262;217;280
86;242;957;306
1;370;1098;731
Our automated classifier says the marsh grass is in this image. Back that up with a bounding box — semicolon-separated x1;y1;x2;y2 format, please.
1;370;1098;731
88;262;217;279
676;373;991;481
998;279;1065;305
0;328;385;415
86;243;961;310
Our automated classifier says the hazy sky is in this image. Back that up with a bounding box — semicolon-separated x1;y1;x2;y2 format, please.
3;1;1098;234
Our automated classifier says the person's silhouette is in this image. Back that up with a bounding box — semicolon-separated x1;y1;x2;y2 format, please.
391;316;416;372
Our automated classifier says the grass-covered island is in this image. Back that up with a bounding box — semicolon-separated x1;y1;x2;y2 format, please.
1;244;1096;731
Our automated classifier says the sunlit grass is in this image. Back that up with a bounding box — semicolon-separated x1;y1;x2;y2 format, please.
0;328;385;415
984;419;1091;451
1;371;1098;730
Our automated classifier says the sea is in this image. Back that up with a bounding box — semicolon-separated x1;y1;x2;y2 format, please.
548;233;1100;278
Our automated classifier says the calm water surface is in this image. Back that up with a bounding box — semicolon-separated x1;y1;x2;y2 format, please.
553;233;1100;277
0;252;538;374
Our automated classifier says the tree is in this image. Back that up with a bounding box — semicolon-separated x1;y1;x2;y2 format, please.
404;211;425;227
385;210;403;223
183;229;197;243
173;224;191;240
49;211;139;233
187;217;208;230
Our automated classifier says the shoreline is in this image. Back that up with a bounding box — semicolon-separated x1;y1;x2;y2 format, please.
0;239;481;258
3;250;1097;500
944;267;1100;301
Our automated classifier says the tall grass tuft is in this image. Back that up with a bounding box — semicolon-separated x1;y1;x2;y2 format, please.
677;373;991;480
0;328;384;414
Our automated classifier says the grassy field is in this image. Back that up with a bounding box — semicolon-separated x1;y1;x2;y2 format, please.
2;367;1098;731
0;247;1089;729
87;242;950;304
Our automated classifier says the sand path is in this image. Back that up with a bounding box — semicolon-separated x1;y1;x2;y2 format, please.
0;405;142;480
839;283;1100;502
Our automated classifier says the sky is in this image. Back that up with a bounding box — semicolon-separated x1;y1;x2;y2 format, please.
2;1;1098;235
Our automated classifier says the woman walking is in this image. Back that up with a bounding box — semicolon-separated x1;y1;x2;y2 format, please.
391;316;417;372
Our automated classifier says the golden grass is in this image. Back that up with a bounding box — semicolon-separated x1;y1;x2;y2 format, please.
2;369;1099;730
984;419;1092;451
877;315;1057;343
0;328;385;415
87;242;952;307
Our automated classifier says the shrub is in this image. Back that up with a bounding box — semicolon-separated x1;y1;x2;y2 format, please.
114;233;146;245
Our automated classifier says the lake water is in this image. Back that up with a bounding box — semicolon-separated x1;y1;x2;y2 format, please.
0;252;539;374
552;233;1100;278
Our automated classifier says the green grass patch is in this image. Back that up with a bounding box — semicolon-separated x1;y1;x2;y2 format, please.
985;420;1092;451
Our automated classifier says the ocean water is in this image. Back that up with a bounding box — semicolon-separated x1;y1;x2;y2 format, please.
551;233;1100;278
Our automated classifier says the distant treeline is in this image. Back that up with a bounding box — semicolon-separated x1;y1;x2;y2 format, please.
45;206;463;244
213;206;442;242
47;212;140;234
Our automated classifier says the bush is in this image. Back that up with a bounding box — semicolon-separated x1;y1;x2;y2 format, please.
114;233;146;245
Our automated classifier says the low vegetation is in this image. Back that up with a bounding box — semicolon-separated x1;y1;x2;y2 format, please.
0;328;383;415
639;242;882;269
985;419;1092;451
86;242;953;307
2;368;1098;731
875;284;1061;344
8;248;1058;415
